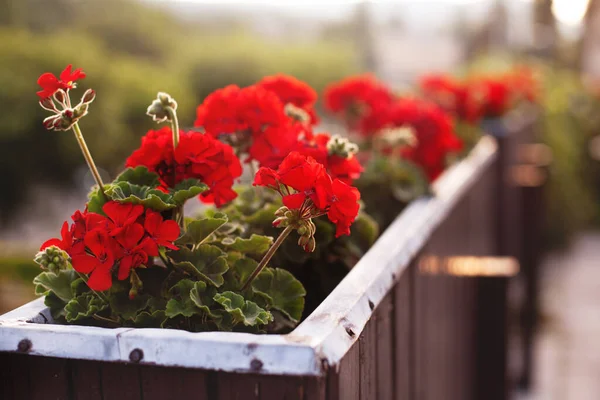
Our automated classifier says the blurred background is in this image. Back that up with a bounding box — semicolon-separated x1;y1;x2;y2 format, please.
1;0;600;397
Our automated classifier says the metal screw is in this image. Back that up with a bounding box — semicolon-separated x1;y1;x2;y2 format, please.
129;348;144;363
368;299;375;311
17;339;32;353
250;358;263;372
345;327;355;338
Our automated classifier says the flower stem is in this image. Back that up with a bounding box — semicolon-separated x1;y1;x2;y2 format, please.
72;122;106;199
241;225;294;291
166;106;180;148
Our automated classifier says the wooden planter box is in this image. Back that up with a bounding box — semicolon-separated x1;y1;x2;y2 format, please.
0;119;532;400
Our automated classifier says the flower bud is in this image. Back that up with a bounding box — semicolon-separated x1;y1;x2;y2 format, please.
273;216;289;227
73;103;89;119
304;236;316;252
81;89;96;104
34;246;71;273
53;89;68;107
157;92;178;109
39;97;58;113
274;206;289;217
129;270;143;300
284;103;309;124
327;135;359;159
147;92;178;123
43;115;60;130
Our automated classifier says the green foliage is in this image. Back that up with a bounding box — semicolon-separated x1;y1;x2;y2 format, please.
105;182;175;211
65;293;108;322
252;268;306;323
177;216;229;246
356;155;430;229
169;245;230;287
213;291;272;327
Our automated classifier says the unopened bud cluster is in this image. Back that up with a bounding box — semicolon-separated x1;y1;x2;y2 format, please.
376;126;418;148
34;246;71;273
41;89;96;131
273;206;317;252
284;103;310;124
129;270;144;300
147;92;178;123
326;135;359;159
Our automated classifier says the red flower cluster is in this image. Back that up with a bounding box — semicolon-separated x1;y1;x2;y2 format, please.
419;74;480;123
467;77;515;120
254;152;360;238
40;201;180;291
37;65;86;99
126;127;242;207
374;98;463;181
256;74;319;125
293;132;363;185
324;74;395;135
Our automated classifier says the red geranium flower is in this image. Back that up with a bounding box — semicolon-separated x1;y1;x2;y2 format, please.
294;132;363;185
39;202;180;291
253;152;360;239
257;74;319;125
324;74;395;135
419;74;481;123
71;229;116;292
37;64;86;99
371;97;463;181
126;127;243;207
144;209;180;252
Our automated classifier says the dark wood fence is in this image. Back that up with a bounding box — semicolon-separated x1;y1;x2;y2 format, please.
1;116;540;400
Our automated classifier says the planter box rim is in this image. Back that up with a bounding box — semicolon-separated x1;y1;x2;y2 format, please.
0;136;497;376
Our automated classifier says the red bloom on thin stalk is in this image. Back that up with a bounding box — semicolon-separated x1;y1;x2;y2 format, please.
419;74;481;123
254;152;360;240
37;64;86;99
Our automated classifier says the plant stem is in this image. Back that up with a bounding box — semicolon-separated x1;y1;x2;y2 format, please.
74;270;109;303
71;122;106;199
241;225;294;291
166;106;180;148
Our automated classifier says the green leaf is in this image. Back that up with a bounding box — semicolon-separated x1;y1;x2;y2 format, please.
165;279;198;318
105;182;175;211
44;292;67;320
33;270;77;302
232;257;258;286
224;234;273;257
348;211;380;252
171;179;209;205
169;245;229;287
165;279;215;318
106;281;152;320
252;268;306;323
64;293;108;322
132;310;168;328
213;291;272;327
114;166;160;187
71;278;88;297
189;280;219;317
244;203;281;226
87;187;107;215
177;216;228;246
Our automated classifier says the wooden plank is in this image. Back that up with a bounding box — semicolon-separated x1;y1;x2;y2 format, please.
141;365;208;400
303;377;326;400
376;293;395;400
0;353;31;400
359;317;377;400
258;375;304;400
101;362;142;400
71;359;103;400
328;340;360;400
29;356;70;400
395;267;412;400
216;372;259;400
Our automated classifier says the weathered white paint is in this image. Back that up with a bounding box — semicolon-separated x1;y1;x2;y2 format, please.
0;136;497;376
